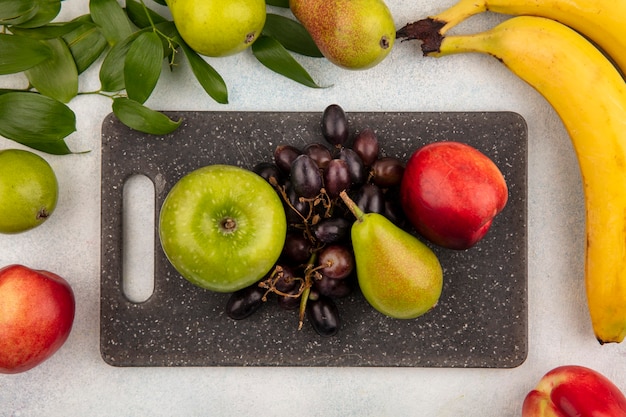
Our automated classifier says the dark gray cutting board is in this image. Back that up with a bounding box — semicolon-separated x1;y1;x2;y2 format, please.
100;110;528;368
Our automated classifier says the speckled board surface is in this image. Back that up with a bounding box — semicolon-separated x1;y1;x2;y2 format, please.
100;110;528;368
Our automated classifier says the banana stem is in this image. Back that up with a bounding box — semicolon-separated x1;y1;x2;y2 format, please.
397;16;496;58
396;0;487;50
396;18;445;54
431;0;487;34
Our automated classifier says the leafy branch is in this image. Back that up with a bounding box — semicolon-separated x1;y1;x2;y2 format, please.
0;0;323;154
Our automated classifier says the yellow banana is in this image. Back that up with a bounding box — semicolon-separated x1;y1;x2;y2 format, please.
400;16;626;343
397;0;626;77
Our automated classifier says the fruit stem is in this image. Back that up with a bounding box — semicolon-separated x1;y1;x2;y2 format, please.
298;252;319;330
269;177;309;224
396;18;446;55
298;286;311;330
259;266;304;300
339;191;365;222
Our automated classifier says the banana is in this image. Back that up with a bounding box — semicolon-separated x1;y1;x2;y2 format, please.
399;16;626;343
397;0;626;77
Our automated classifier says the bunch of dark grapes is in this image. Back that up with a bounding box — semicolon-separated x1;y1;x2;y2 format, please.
225;104;406;337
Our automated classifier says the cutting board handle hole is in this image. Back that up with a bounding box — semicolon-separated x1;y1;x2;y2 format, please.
122;174;156;303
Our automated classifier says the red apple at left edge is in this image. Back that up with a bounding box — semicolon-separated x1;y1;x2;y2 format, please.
400;141;508;250
0;264;75;374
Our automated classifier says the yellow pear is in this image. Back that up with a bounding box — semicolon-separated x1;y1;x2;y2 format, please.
289;0;395;69
340;192;443;319
167;0;266;57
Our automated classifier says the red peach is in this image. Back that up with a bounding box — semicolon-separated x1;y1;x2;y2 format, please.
0;264;75;374
400;141;508;250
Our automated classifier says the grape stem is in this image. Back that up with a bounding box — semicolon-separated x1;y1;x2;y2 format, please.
298;286;311;330
269;176;309;224
259;253;323;331
269;176;334;243
298;252;321;330
258;266;305;300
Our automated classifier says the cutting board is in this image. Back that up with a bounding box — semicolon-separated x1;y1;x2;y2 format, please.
100;110;528;367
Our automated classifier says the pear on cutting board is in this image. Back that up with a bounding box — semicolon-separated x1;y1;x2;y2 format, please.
289;0;395;69
340;191;443;319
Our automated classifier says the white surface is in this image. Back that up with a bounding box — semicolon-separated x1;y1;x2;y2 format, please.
1;1;623;416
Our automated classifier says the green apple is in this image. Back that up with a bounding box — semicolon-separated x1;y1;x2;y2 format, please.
159;164;287;292
167;0;267;57
0;149;58;234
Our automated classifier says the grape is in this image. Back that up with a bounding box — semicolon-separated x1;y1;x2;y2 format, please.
284;181;309;224
278;290;301;310
352;128;379;166
307;294;340;337
274;265;299;293
321;104;349;147
371;157;405;188
323;158;352;198
225;284;265;320
304;142;332;169
311;217;351;243
318;244;354;279
253;162;283;184
282;232;313;264
290;154;323;199
314;274;353;298
384;187;407;226
354;183;385;214
338;148;366;185
274;144;302;173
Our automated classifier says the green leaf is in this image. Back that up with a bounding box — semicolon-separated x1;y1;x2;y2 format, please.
99;30;141;92
99;23;174;93
151;0;167;5
25;37;78;103
0;0;38;25
0;33;52;74
262;14;322;57
90;0;135;46
0;92;75;154
0;88;22;95
125;2;178;60
124;31;163;104
178;38;228;104
62;19;108;74
13;0;61;28
10;21;84;39
126;0;168;28
265;0;289;7
112;97;181;135
252;35;321;88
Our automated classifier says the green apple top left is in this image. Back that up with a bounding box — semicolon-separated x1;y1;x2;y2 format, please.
0;149;58;234
159;164;287;293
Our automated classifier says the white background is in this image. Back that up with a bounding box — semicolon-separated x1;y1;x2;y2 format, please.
2;1;623;416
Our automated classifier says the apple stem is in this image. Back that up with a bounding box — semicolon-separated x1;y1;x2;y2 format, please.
339;190;365;222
